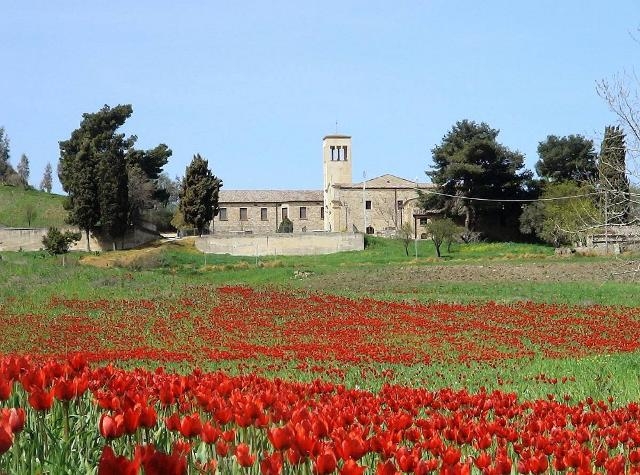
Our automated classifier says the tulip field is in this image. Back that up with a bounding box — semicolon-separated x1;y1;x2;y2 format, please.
1;244;640;474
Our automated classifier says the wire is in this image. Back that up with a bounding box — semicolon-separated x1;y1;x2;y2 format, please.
420;189;601;203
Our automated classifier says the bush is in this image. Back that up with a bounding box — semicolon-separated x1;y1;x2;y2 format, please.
277;217;293;233
42;227;81;256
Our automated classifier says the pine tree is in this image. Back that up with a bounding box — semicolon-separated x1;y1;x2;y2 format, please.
179;154;222;236
599;125;629;225
40;162;53;193
59;104;134;250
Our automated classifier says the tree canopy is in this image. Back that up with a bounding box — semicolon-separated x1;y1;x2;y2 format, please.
535;134;598;183
40;162;53;193
59;104;172;250
0;126;16;183
519;181;600;247
598;125;629;225
179;154;222;235
422;120;532;233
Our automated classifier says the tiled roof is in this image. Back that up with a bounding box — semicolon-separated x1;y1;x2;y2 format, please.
219;190;323;204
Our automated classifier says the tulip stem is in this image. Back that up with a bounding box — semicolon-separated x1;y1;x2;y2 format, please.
62;401;70;442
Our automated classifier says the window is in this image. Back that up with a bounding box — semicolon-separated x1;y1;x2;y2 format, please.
320;206;324;219
419;218;429;226
282;207;288;220
366;226;375;235
219;208;228;221
299;206;307;220
239;208;248;221
261;208;268;221
365;200;372;210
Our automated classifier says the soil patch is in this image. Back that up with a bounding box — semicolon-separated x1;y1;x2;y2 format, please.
299;260;639;293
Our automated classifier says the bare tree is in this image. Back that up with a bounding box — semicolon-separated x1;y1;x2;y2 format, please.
596;66;640;271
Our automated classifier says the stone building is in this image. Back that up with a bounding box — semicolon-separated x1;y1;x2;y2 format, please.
212;134;433;236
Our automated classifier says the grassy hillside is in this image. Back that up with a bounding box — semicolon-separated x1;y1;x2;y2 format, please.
0;184;68;227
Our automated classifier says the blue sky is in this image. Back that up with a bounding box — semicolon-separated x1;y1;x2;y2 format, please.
1;1;639;194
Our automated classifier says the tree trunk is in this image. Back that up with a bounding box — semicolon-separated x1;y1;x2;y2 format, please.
85;230;91;252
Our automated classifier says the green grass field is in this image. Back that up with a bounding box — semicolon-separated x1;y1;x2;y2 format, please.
1;237;639;402
0;184;68;227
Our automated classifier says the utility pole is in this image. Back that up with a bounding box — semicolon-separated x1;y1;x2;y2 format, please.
362;171;367;233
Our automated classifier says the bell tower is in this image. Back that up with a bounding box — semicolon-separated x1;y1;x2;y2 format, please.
323;134;352;231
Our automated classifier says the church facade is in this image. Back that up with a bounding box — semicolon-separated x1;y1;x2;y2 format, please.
212;135;433;236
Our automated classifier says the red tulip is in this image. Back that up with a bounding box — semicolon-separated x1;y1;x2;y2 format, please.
99;413;125;439
179;413;202;438
235;443;256;467
340;459;366;475
260;451;283;475
27;388;54;411
98;446;140;475
268;425;293;451
0;423;13;455
3;408;25;434
314;448;337;475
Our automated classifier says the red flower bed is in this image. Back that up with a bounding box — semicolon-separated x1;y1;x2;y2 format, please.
0;355;639;473
1;286;639;365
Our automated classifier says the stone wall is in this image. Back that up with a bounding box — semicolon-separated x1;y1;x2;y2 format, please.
196;232;364;256
213;201;324;235
0;226;159;252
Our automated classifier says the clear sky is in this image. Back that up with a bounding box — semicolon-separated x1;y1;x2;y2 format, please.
1;1;639;194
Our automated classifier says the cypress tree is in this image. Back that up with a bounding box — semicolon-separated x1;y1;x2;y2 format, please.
599;125;629;224
179;154;222;236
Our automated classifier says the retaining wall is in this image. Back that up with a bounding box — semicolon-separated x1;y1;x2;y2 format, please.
196;232;364;256
0;227;158;252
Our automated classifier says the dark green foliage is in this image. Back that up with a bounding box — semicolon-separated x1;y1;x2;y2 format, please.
423;120;532;233
59;105;135;250
126;144;172;181
97;144;129;245
179;154;222;235
598;125;629;224
58;104;170;249
42;227;81;255
277;217;294;233
535;135;598;183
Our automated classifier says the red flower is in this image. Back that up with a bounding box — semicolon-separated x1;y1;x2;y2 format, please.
3;408;25;434
215;440;229;457
0;422;13;455
235;443;257;467
260;451;283;475
268;425;293;451
139;405;157;428
123;406;141;435
137;444;187;475
99;413;125;439
474;451;491;470
0;377;12;401
98;446;140;475
376;460;399;475
27;388;54;411
314;448;337;475
53;374;89;401
201;421;221;444
179;413;202;438
340;459;366;475
442;446;461;466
